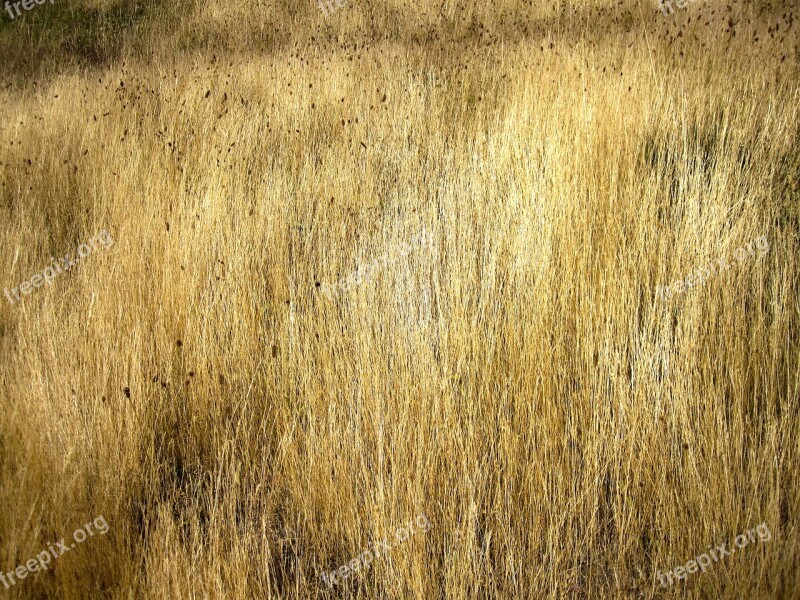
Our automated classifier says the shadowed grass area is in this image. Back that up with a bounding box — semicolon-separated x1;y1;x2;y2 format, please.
0;0;185;80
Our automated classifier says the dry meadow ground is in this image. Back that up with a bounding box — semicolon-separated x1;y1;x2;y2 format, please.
1;0;799;598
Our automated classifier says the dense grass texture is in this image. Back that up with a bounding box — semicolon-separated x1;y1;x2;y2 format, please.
0;0;799;598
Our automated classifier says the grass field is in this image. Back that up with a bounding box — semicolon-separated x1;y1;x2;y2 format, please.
1;0;799;598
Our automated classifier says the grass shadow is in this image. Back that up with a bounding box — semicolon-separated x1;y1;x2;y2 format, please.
0;0;185;83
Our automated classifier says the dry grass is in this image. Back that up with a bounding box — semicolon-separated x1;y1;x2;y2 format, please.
1;0;799;598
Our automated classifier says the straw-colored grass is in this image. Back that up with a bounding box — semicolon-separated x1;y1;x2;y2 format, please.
1;0;798;598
